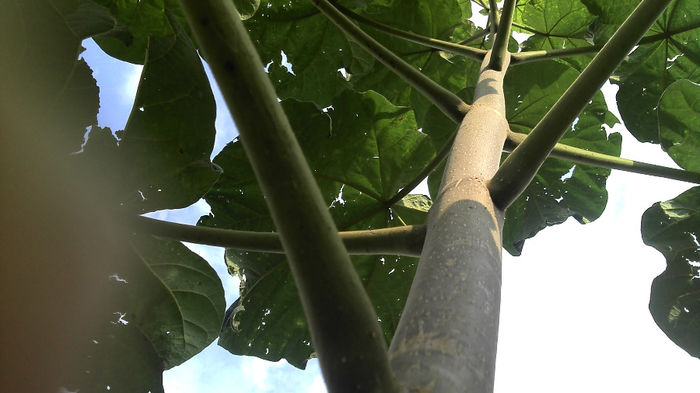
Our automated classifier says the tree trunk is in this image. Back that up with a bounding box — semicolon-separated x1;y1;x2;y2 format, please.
388;53;509;393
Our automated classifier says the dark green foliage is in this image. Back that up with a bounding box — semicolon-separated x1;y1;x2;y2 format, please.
200;92;432;366
642;186;700;358
73;235;226;391
501;61;620;254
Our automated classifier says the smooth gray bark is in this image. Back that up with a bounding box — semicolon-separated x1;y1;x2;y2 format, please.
388;53;510;393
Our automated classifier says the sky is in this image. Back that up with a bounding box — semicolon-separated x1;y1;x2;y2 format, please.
79;10;698;393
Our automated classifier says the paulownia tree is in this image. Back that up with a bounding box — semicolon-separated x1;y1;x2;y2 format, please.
1;0;699;392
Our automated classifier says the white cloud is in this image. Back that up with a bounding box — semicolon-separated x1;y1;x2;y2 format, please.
306;375;327;393
241;357;272;390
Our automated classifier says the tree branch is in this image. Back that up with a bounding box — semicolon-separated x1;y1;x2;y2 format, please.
489;0;674;209
488;0;516;71
511;44;603;64
488;0;499;36
177;1;402;392
311;0;470;122
330;0;487;62
459;28;490;46
505;131;700;184
510;18;700;63
473;0;489;10
128;216;426;256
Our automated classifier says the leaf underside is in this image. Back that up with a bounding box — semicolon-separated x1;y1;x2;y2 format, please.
642;186;700;359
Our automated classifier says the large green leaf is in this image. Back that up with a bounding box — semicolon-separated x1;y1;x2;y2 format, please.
611;0;700;143
201;90;437;230
75;13;221;213
75;320;165;393
242;0;354;107
514;0;597;70
242;0;471;116
346;0;473;123
581;0;641;44
91;0;190;64
71;234;226;391
200;91;434;367
219;246;421;368
502;61;620;255
658;79;700;172
641;186;700;359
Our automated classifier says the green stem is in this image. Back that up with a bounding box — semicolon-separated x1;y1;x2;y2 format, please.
488;0;499;36
311;0;470;121
489;0;673;209
511;44;603;64
488;0;516;71
129;216;426;256
505;131;700;184
459;28;490;45
331;1;486;62
474;0;489;9
177;1;402;392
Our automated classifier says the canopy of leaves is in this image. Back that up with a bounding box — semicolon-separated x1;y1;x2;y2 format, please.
595;0;700;143
7;0;700;389
200;91;431;366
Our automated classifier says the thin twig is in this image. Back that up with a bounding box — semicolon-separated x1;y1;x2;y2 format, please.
331;1;487;62
504;131;700;184
488;0;517;70
511;44;603;64
311;0;470;122
129;216;426;256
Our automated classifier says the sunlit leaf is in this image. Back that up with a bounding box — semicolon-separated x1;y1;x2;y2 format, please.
612;0;700;143
514;0;597;69
658;79;700;172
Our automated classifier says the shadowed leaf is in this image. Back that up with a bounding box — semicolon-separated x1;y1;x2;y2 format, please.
642;186;700;359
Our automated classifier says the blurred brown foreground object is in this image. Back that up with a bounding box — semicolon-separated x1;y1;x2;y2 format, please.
1;82;128;393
